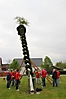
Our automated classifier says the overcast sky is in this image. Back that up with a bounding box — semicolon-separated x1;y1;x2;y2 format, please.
0;0;66;64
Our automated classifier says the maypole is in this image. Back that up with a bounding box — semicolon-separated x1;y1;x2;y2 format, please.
15;16;36;94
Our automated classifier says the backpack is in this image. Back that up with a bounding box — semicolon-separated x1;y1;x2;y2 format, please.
7;74;11;80
36;88;42;92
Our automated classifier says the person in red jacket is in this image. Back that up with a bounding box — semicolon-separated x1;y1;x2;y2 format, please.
56;69;60;86
41;68;48;87
35;69;41;84
15;69;21;91
11;70;16;86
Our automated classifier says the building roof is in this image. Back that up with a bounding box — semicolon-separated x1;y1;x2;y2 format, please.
14;58;43;67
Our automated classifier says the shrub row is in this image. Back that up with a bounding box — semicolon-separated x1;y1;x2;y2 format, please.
47;70;66;75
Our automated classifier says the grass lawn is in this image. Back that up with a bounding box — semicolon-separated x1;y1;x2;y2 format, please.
0;75;66;99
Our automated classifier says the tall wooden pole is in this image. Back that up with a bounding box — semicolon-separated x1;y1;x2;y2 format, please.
16;25;35;93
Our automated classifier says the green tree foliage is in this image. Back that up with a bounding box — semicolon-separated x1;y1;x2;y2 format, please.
9;59;20;70
56;61;66;69
15;16;29;26
41;56;53;71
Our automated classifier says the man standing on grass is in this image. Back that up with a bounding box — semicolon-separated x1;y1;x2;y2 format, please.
6;69;11;89
15;69;21;91
41;68;48;87
56;69;60;86
11;70;16;86
35;69;41;84
52;69;58;87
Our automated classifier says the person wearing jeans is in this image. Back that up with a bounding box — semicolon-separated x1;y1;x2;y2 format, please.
6;70;11;89
52;69;58;87
11;70;16;86
41;68;48;87
35;69;41;84
56;69;60;86
15;69;21;91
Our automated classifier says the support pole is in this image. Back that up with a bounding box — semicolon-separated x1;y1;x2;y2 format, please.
28;69;30;94
33;71;36;94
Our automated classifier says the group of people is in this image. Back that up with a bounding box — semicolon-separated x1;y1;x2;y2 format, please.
6;69;21;91
6;67;60;91
35;68;60;87
35;68;48;87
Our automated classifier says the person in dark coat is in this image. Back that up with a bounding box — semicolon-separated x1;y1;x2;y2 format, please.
6;69;11;89
52;69;58;87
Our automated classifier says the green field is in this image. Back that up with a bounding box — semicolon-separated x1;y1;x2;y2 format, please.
0;75;66;99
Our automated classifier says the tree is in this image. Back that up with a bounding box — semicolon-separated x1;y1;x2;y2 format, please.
56;61;66;69
41;56;53;71
9;59;20;70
